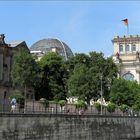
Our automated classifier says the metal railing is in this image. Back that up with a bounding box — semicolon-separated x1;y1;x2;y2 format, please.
0;101;139;117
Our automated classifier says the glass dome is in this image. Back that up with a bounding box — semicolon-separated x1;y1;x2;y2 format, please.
30;38;73;60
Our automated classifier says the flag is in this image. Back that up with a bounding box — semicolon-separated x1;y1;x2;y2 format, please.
122;18;128;26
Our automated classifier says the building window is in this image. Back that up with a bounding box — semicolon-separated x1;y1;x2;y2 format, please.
122;73;134;81
132;44;136;52
119;44;123;53
125;44;130;52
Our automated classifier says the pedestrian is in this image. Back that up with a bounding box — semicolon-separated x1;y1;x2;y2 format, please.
79;109;84;115
66;109;70;114
10;98;17;113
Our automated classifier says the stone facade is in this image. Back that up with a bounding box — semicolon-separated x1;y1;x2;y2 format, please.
0;34;30;102
112;35;140;83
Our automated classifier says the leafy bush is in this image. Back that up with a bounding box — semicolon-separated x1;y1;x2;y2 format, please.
49;100;58;104
107;103;116;113
94;102;101;112
119;104;129;113
58;100;66;107
75;100;87;109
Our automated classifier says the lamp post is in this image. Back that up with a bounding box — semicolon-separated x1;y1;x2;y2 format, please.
32;92;35;113
100;75;103;115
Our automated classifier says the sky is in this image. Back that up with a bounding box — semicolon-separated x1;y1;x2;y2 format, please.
0;1;140;56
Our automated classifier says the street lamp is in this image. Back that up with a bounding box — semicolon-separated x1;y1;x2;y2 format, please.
100;75;103;115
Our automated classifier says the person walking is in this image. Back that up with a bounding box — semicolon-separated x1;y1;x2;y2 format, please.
10;98;17;113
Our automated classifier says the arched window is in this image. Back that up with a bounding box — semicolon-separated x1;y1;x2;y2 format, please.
122;73;134;81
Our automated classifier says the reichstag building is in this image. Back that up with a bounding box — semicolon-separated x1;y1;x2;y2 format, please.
112;35;140;83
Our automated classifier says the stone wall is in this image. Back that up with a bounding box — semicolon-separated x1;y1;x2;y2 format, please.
0;113;140;140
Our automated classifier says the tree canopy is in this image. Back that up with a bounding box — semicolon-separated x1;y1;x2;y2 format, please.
36;52;68;100
110;78;140;107
11;49;140;110
11;48;39;87
67;52;118;103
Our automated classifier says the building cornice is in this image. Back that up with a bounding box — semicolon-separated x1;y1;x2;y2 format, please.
112;35;140;43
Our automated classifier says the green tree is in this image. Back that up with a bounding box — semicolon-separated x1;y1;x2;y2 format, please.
75;99;87;110
67;51;117;103
94;102;101;112
11;48;39;102
132;94;140;112
66;53;90;74
68;64;90;101
110;78;140;107
37;52;67;100
89;52;117;100
106;102;116;113
119;104;129;113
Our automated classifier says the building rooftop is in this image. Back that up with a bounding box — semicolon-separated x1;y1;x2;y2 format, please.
112;35;140;43
30;38;73;60
8;41;24;47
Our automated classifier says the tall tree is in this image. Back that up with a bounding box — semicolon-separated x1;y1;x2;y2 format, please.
68;64;88;97
89;52;117;100
67;52;118;103
110;78;140;107
37;52;67;100
66;53;90;75
11;48;39;101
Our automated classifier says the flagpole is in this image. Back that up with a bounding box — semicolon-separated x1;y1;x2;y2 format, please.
127;25;129;35
122;18;129;35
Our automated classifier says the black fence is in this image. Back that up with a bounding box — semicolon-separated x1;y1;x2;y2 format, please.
0;100;139;116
